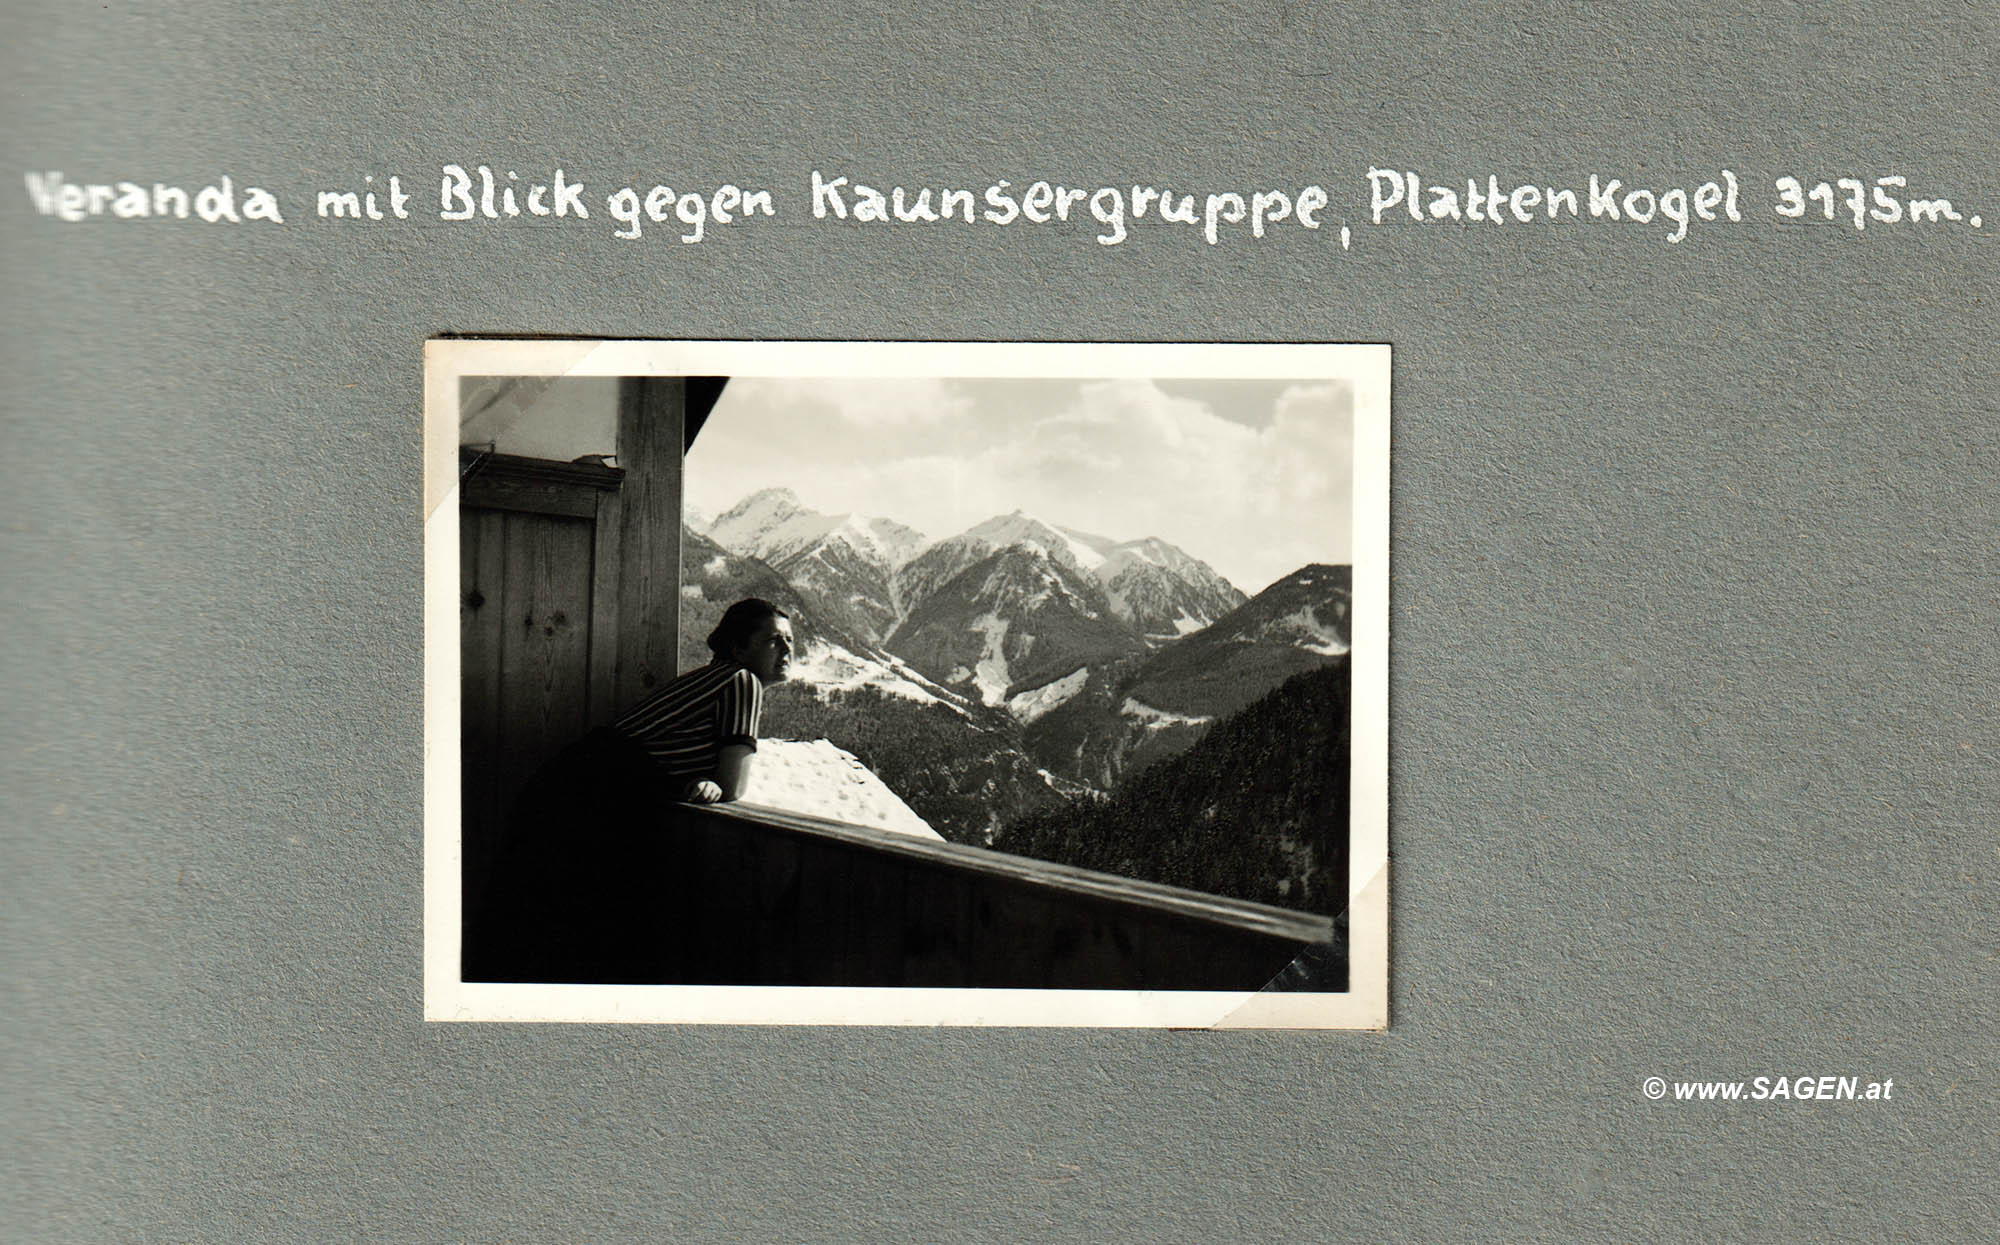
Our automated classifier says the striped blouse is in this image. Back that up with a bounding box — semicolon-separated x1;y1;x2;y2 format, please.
613;659;763;784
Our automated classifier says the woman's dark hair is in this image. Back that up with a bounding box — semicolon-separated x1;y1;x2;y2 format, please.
706;597;790;658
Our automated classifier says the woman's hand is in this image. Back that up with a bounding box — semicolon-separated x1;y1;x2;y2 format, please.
680;745;755;805
712;745;755;802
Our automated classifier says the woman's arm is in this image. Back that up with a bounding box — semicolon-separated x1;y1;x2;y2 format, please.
680;668;762;804
710;743;756;802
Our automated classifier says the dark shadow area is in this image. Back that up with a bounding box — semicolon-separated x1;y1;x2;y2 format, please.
465;801;1337;991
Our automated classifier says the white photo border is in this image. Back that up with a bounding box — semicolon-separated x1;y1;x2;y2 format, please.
423;340;1388;1028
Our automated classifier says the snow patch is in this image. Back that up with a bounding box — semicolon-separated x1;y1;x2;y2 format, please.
1140;613;1207;643
1120;698;1212;728
1007;666;1090;724
1102;581;1130;621
969;613;1012;706
1034;765;1103;802
1274;605;1350;655
883;654;977;707
785;640;976;717
746;738;940;841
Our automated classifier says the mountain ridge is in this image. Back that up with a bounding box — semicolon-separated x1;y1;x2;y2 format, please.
704;490;1249;672
684;491;1348;849
993;660;1353;915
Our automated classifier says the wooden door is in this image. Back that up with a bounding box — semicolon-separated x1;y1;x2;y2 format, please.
456;377;688;933
458;455;624;909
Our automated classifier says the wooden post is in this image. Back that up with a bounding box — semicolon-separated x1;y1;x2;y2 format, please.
610;378;686;710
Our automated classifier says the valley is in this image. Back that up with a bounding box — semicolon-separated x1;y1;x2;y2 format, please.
680;488;1352;909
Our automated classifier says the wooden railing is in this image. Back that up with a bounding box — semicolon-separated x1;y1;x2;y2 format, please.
636;802;1334;990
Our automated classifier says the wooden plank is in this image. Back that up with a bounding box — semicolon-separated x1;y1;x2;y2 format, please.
585;487;624;727
494;512;594;805
462;473;600;519
698;808;761;984
715;802;1331;946
748;821;804;984
970;881;1061;989
458;509;509;898
899;860;973;988
461;453;623;518
464;452;625;492
1131;911;1297;992
1045;908;1131;990
845;841;907;986
612;378;685;703
790;837;854;985
1126;911;1209;990
659;803;1327;990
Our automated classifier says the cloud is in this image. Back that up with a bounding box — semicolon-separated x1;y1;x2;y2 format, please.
690;376;1354;594
973;380;1349;592
1267;381;1355;506
730;377;972;429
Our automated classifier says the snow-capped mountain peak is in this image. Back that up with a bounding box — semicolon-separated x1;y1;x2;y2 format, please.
707;487;815;552
891;511;1246;650
830;513;929;569
705;490;929;645
710;489;926;571
959;511;1106;573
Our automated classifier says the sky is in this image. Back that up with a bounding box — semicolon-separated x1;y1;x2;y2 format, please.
685;376;1357;595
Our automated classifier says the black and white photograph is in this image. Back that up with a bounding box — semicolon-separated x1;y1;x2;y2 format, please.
16;1;1995;1232
424;341;1388;1026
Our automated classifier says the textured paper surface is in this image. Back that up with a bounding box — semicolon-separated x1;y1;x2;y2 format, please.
6;2;1995;1238
424;340;1388;1027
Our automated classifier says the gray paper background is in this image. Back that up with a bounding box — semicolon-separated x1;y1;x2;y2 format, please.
5;3;1994;1240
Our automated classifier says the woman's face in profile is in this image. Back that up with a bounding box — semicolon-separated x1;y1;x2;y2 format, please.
733;615;795;685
